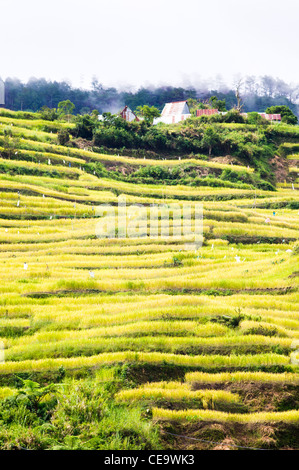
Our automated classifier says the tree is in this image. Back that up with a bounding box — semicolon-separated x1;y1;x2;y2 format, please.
1;135;20;159
102;112;117;126
261;75;277;97
187;98;209;115
135;105;160;124
209;95;226;111
265;105;298;125
244;76;258;95
74;114;96;139
57;100;75;122
247;112;266;125
201;126;220;156
234;79;244;112
91;109;100;121
40;106;58;121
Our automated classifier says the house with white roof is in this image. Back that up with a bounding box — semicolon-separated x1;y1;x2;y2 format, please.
153;100;191;124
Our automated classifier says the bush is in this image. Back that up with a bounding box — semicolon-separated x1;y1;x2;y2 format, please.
220;169;250;184
40;106;58;121
247;112;267;125
94;127;139;149
57;129;70;146
74;114;97;140
222;110;246;123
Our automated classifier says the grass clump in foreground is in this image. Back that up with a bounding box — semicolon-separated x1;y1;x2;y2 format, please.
0;368;162;450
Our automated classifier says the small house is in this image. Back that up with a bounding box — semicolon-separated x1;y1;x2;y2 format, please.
120;106;139;122
259;113;281;122
241;112;281;122
196;109;219;117
153;100;191;124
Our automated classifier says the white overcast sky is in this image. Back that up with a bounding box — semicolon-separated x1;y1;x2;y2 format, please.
1;0;298;90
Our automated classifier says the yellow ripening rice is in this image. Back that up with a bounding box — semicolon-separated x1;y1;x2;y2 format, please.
116;387;240;406
152;408;299;423
185;371;299;384
0;352;291;374
0;387;17;400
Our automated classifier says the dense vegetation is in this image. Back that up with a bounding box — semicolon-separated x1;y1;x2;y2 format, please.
2;76;299;116
69;110;293;191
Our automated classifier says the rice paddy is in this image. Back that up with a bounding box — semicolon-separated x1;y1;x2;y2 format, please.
0;110;298;449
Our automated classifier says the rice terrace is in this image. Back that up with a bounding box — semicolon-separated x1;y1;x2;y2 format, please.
0;101;298;451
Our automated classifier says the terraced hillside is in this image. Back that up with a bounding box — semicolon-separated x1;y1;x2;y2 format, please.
0;110;298;450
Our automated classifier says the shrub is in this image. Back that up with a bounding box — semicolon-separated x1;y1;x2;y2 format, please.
74;114;97;140
57;129;70;146
222;110;246;123
247;112;267;125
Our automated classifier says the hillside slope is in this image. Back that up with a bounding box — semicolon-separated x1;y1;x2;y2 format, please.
0;110;298;450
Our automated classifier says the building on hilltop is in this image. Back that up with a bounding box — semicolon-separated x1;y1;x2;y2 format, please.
120;105;140;122
98;105;140;122
196;109;219;117
153;100;191;124
0;78;5;106
195;108;281;122
258;113;281;122
241;112;281;122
